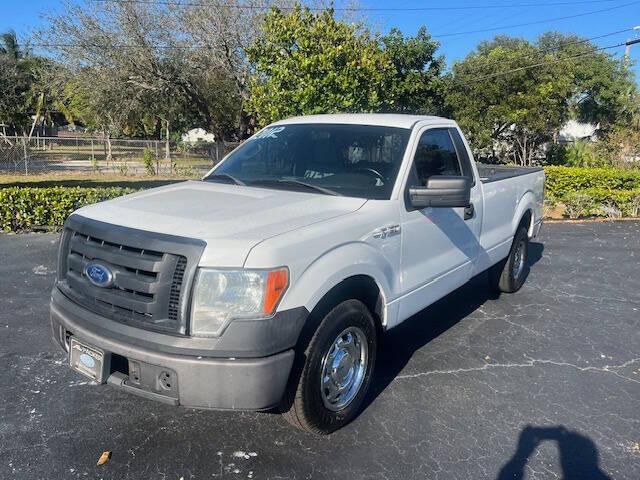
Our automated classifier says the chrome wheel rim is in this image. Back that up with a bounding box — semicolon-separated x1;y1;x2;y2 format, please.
320;327;368;412
512;239;526;279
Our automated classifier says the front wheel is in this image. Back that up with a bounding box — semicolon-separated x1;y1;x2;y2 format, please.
489;226;530;293
281;299;377;434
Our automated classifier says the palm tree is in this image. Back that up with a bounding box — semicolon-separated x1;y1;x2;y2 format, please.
0;30;49;138
0;30;21;62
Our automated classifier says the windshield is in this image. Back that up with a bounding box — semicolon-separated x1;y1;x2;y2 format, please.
204;123;411;199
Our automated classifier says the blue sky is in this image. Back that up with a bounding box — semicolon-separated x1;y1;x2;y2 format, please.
1;0;639;80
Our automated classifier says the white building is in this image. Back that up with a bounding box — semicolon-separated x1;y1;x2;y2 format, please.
181;128;216;144
558;120;598;143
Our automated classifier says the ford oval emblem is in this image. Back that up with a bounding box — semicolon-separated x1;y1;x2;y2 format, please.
84;261;114;288
79;353;96;369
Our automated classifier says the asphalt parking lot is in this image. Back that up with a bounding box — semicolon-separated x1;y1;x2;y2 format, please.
1;221;639;480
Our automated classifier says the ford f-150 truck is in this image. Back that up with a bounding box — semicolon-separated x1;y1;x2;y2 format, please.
51;114;544;434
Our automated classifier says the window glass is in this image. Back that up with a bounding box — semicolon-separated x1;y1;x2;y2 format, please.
412;129;462;185
448;127;475;183
207;124;411;199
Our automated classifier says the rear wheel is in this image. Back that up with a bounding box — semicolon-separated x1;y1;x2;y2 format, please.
281;299;377;434
489;226;530;293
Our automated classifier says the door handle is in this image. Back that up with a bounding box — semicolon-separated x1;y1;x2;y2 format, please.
464;203;475;220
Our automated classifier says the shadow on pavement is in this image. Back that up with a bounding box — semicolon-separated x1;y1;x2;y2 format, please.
528;241;544;266
363;241;544;410
497;425;611;480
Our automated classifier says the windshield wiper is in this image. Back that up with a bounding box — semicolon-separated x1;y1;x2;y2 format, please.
250;179;342;196
204;173;246;186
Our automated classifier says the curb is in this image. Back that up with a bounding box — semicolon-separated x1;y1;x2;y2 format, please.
543;217;640;223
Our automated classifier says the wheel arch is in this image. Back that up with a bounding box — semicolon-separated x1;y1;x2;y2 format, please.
519;209;533;235
310;275;385;331
512;190;537;238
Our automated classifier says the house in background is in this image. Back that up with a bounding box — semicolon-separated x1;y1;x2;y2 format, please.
181;128;215;145
558;120;598;144
56;123;89;138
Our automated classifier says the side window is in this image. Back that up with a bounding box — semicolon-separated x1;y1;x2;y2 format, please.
448;127;475;184
412;128;462;186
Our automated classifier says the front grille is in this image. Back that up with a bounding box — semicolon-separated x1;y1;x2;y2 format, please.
168;256;187;322
58;216;205;335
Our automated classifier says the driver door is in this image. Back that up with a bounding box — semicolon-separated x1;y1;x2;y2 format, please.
398;127;482;320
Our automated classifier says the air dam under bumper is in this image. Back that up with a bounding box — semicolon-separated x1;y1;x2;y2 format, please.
51;291;295;411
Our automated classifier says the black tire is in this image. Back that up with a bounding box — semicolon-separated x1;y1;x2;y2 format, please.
488;226;530;293
281;299;377;434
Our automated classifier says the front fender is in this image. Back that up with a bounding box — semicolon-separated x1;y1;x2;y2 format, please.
278;242;397;327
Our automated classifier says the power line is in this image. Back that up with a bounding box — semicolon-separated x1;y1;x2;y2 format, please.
23;42;204;49
93;0;640;39
22;26;635;51
538;28;633;54
93;0;631;11
474;27;633;59
464;40;627;82
455;27;633;65
431;0;640;38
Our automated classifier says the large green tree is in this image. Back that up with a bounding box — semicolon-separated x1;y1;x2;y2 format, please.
446;33;637;165
446;36;573;165
381;27;445;114
247;5;396;126
538;32;637;129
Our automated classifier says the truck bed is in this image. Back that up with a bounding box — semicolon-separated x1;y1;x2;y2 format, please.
476;164;544;183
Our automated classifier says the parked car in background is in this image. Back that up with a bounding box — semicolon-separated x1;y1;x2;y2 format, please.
51;114;544;433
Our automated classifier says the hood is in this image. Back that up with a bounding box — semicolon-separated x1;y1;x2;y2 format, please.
73;181;367;266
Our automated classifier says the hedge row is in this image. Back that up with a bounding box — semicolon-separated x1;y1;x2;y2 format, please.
561;188;640;219
2;167;640;232
0;187;136;232
544;166;640;199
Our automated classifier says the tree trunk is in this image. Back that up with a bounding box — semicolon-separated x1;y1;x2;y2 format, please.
516;133;543;167
164;119;171;162
27;92;44;140
238;110;256;140
22;136;29;175
105;131;113;163
154;117;162;139
514;134;528;166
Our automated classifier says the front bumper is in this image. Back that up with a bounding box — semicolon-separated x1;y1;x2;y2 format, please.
51;288;300;410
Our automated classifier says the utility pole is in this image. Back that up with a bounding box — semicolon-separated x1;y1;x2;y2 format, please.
625;26;640;65
624;39;640;63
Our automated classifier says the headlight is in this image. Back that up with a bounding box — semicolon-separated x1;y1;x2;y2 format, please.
190;267;289;337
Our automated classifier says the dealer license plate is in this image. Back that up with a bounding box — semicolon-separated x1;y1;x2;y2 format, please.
69;338;106;383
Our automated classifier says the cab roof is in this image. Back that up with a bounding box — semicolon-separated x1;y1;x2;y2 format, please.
272;114;455;130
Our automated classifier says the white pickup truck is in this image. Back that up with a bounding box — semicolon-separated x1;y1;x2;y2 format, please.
51;114;544;433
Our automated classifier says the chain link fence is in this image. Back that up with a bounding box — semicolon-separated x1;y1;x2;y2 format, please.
0;136;240;176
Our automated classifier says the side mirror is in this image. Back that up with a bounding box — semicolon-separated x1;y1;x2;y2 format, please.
409;176;471;209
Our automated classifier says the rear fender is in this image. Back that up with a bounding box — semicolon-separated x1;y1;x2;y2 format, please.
513;190;537;238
